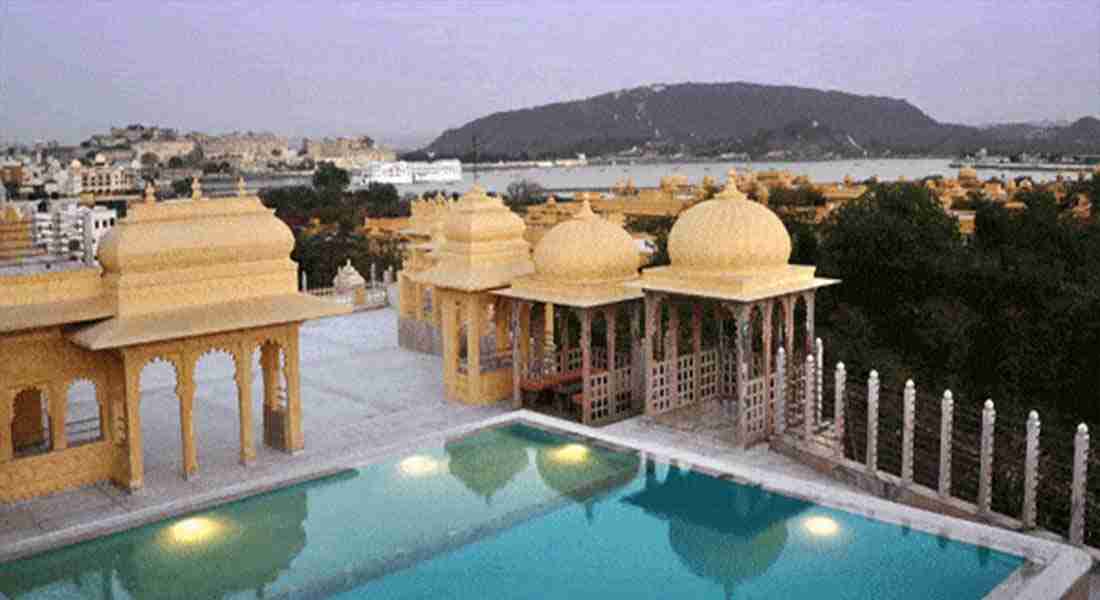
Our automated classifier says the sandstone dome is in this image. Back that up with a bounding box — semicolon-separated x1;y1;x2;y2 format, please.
667;184;791;274
98;198;294;274
533;201;639;283
443;185;526;244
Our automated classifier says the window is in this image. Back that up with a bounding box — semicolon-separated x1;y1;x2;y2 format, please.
12;388;51;458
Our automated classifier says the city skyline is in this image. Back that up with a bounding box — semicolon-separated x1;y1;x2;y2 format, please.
2;0;1098;148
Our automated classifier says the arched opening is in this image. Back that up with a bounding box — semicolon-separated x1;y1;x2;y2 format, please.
66;379;102;447
193;349;241;470
749;304;766;379
771;301;786;365
12;386;50;458
793;295;809;361
256;340;290;451
139;358;180;476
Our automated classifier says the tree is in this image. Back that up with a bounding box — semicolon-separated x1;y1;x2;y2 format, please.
312;162;350;192
505;179;545;207
167;156;185;169
171;178;192;198
140;152;159;167
767;186;826;207
626;215;675;267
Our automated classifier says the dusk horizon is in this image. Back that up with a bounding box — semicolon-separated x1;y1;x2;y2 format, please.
3;0;1098;147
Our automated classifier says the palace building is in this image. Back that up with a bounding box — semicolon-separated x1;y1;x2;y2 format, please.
0;182;347;501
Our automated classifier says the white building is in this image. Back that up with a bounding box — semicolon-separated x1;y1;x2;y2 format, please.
32;201;117;264
409;160;463;183
77;161;137;195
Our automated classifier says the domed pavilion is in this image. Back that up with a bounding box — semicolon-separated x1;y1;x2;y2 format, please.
0;182;348;500
495;200;645;425
628;181;838;446
415;186;534;405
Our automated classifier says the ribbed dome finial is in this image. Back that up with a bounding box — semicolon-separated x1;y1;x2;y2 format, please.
713;181;747;201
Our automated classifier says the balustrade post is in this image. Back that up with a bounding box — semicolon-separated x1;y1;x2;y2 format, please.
774;348;786;435
1070;424;1089;546
834;362;846;459
803;355;815;442
867;370;879;475
1022;411;1040;529
902;380;916;487
978;400;996;518
815;338;824;424
939;391;954;498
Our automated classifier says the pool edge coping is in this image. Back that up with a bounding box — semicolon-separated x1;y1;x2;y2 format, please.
1;409;1092;600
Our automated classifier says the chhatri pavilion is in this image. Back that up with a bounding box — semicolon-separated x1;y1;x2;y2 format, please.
401;179;838;444
0;182;347;502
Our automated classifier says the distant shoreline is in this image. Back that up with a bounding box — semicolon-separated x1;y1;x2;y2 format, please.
948;162;1095;173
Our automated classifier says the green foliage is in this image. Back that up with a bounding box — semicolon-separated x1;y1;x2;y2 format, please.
312;162;350;193
768;185;827;207
202;161;232;174
951;190;985;211
818;181;1100;425
292;230;404;290
170;178;192;198
505;179;545;208
626;215;675;267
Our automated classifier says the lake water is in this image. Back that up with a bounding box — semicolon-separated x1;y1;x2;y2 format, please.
208;159;1077;197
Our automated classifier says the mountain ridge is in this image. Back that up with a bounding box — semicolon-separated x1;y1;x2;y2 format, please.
420;82;1099;160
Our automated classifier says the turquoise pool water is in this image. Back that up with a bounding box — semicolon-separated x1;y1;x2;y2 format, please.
1;423;1023;599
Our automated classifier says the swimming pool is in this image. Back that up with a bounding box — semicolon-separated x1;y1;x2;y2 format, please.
0;421;1049;599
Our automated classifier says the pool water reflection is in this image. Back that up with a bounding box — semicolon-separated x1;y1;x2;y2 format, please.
0;423;1023;599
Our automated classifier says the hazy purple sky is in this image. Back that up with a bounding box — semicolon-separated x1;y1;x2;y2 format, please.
3;1;1097;147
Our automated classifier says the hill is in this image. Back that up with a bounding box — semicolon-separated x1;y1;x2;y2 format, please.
421;82;1099;160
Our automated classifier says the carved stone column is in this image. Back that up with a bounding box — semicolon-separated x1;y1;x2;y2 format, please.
48;381;67;452
117;352;145;490
733;303;748;443
666;300;679;408
580;308;592;423
441;293;458;399
630;302;642;408
804;292;816;356
643;293;659;414
284;326;304;452
692;303;702;404
465;295;482;402
606;306;617;410
175;354;198;479
511;300;522;409
234;345;255;465
762;300;774;433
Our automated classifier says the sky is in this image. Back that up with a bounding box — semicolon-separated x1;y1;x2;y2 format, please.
2;0;1098;148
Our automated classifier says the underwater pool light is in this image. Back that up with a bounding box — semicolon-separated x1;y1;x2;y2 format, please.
550;443;590;464
399;455;443;477
803;516;840;537
168;517;222;545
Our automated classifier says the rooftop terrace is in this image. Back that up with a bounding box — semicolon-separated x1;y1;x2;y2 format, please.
1;308;851;561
